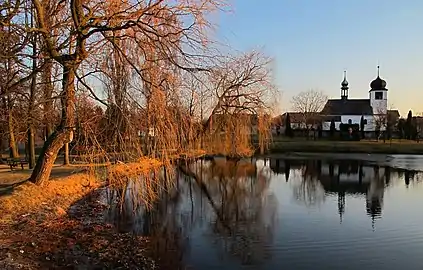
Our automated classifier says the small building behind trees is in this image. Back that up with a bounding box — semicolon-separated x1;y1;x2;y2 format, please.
274;67;405;139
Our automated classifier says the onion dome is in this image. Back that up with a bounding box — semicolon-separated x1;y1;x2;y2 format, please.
370;66;387;90
341;70;348;88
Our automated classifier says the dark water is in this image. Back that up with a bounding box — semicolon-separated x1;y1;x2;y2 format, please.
104;155;423;270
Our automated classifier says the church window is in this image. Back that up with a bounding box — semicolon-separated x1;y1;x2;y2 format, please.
375;91;383;100
348;119;352;124
364;119;368;124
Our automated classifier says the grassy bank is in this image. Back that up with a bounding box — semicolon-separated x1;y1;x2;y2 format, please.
0;160;164;269
268;138;423;154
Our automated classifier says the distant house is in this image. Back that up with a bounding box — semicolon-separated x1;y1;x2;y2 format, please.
385;109;401;134
283;112;321;129
272;112;322;134
413;116;423;134
387;110;400;124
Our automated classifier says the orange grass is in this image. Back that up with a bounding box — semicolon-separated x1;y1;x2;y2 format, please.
107;157;163;181
0;173;101;223
106;158;168;209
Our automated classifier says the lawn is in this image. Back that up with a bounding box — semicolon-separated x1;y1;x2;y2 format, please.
268;137;423;154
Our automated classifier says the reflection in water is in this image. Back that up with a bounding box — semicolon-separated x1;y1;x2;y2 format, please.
103;156;423;270
270;158;423;228
104;157;278;268
188;158;278;265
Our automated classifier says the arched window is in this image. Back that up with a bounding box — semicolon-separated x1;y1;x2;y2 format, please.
348;119;352;125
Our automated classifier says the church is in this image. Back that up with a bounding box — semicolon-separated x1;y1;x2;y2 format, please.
321;66;393;132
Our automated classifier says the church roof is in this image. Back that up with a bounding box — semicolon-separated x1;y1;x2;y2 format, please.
321;99;373;116
370;77;387;91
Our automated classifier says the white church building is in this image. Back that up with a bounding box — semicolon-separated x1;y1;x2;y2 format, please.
321;67;389;132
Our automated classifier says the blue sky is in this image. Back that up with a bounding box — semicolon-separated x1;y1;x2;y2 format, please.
213;0;423;116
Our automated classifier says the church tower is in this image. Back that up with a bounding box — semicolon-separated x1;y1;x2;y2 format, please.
369;66;388;115
341;71;349;100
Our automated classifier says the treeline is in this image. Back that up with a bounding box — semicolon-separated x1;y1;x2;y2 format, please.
398;110;421;140
0;0;276;184
281;110;422;141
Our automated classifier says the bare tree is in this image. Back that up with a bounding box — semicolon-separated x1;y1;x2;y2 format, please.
374;109;387;132
374;106;399;141
196;51;275;156
27;5;37;168
1;4;18;158
291;89;327;129
25;0;226;184
1;0;277;190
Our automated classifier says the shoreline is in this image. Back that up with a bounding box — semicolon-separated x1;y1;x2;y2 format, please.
0;170;157;270
266;140;423;155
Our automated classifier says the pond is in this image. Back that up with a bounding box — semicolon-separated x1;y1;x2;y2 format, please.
103;155;423;270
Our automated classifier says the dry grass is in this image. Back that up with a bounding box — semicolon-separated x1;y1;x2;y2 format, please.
0;188;156;269
0;160;161;269
106;158;168;210
0;170;101;223
107;157;162;180
0;156;172;224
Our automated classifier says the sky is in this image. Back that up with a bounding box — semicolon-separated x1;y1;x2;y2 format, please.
213;0;423;116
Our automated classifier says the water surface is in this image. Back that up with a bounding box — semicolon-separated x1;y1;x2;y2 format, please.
104;155;423;270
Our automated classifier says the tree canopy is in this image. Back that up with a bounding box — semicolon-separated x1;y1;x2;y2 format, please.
0;0;277;184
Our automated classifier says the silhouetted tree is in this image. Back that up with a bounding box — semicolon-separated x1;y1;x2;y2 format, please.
398;118;406;139
411;117;418;141
386;121;392;141
330;119;336;138
386;113;395;142
285;113;293;137
406;110;413;139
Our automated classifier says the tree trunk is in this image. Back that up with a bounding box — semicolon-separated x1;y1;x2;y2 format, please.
29;131;70;184
28;18;37;169
29;65;76;185
43;59;54;139
27;127;36;168
63;143;69;165
8;108;19;159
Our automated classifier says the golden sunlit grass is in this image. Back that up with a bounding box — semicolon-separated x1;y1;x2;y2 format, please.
0;154;199;225
107;157;162;181
0;158;165;268
106;158;171;210
0;172;101;223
